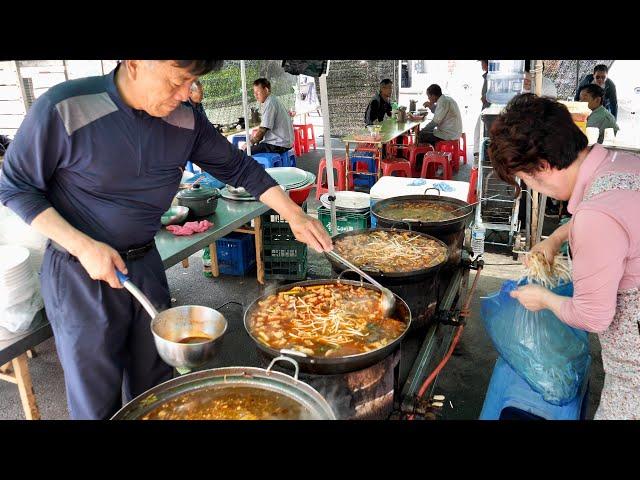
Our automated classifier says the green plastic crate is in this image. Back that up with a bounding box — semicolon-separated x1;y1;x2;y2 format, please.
263;240;307;280
317;206;369;235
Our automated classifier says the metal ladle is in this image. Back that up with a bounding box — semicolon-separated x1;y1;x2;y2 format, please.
326;250;396;317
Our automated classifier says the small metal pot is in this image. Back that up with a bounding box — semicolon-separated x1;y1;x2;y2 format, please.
176;184;221;218
150;305;228;369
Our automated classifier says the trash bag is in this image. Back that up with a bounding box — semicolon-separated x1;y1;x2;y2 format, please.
481;279;591;405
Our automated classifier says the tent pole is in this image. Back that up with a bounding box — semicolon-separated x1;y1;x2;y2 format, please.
240;60;252;156
318;62;337;235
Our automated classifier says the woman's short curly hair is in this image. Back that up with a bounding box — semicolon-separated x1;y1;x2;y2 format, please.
488;93;588;187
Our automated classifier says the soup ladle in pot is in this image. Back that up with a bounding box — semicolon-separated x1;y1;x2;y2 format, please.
325;250;396;317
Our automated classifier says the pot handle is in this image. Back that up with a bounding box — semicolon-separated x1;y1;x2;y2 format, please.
267;355;301;380
337;268;365;286
424;187;441;195
388;220;413;231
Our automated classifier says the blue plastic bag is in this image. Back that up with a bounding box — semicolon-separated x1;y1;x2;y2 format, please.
481;279;591;405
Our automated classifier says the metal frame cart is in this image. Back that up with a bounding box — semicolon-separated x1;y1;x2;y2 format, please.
476;112;522;249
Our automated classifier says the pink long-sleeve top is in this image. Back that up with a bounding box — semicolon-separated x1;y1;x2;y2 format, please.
560;144;640;333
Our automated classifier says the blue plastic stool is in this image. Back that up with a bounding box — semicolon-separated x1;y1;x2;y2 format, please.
280;149;297;167
252;153;283;169
479;356;590;420
232;135;247;147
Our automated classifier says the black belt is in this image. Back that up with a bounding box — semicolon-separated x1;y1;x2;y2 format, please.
50;240;155;261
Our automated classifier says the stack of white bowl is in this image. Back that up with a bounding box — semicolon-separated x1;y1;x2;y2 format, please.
0;245;41;336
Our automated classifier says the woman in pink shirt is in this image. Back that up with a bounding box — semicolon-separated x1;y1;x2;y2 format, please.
488;94;640;420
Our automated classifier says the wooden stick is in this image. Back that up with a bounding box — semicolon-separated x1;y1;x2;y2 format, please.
12;354;41;420
531;190;540;247
255;215;264;285
209;242;219;277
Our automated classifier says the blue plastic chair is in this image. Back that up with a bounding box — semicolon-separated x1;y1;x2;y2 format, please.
479;356;590;420
252;153;283;169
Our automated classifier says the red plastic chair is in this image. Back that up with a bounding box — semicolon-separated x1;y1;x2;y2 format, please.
315;157;352;199
467;166;478;203
435;139;460;174
420;151;452;180
381;158;412;177
459;133;468;165
293;124;317;152
406;144;435;177
292;127;304;156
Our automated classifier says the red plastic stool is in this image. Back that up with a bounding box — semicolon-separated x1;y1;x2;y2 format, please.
315;157;352;200
420;151;452;180
381;158;412;177
435;139;460;174
459;133;468;165
467;166;478;203
292;127;305;156
406;144;435;177
293;124;317;152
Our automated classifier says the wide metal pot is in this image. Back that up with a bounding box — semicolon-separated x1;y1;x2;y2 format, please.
325;227;449;284
326;228;449;328
370;192;473;267
243;279;412;375
176;184;221;218
111;356;336;420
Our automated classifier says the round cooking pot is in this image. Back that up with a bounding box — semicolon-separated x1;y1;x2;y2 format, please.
111;357;336;420
371;190;473;267
326;228;449;284
176;184;221;218
244;279;411;375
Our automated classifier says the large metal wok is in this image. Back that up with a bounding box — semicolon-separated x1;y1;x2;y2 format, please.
370;192;474;266
111;356;336;420
243;279;412;375
325;227;449;285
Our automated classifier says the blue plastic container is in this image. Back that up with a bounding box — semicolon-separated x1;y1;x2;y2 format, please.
215;233;256;276
479;356;590;420
252;153;283;169
231;134;246;147
350;155;377;188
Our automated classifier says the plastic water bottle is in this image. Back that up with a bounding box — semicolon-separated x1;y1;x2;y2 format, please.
202;247;212;278
486;60;525;105
471;219;486;257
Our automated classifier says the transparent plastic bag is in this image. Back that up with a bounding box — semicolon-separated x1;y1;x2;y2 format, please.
481;279;591;405
0;271;43;333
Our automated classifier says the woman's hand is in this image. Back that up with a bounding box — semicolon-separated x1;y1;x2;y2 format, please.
510;284;551;311
524;236;561;267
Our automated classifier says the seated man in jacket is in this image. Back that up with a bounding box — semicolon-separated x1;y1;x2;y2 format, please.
414;84;462;146
364;79;393;125
580;84;619;143
575;64;618;119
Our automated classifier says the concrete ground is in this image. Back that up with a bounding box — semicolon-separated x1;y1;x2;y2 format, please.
0;134;603;420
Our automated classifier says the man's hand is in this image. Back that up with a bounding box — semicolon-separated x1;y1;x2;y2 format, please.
76;240;128;289
287;211;333;253
510;284;551;312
